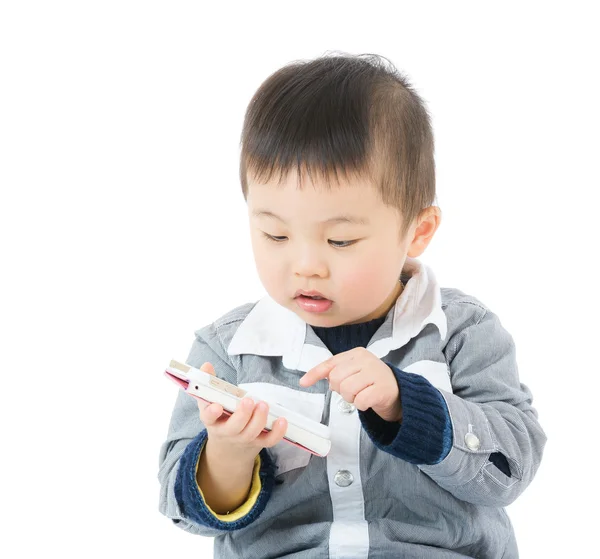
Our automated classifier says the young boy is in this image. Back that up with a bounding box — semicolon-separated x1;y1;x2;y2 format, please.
157;53;547;558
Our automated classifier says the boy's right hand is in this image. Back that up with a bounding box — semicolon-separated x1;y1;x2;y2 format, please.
195;362;288;461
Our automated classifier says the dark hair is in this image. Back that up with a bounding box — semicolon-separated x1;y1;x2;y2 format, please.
239;51;437;241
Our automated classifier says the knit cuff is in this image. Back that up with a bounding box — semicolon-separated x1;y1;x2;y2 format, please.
174;429;276;530
358;363;453;465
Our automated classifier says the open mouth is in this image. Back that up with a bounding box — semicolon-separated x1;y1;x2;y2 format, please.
295;294;334;313
295;289;331;300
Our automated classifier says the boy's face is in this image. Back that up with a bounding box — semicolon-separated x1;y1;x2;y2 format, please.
247;170;429;327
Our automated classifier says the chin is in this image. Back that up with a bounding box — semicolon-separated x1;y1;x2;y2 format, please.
305;314;347;328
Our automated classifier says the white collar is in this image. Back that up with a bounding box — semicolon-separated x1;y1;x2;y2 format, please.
227;257;447;373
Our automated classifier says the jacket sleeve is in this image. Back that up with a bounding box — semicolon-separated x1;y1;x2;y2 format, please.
157;324;276;536
417;302;548;507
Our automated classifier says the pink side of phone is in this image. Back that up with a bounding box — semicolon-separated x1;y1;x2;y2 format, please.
164;369;325;457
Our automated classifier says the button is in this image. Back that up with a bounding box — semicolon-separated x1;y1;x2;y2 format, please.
464;432;480;451
338;400;356;414
334;469;354;487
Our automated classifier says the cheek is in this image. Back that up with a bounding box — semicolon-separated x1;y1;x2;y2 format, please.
340;268;386;296
252;245;283;288
336;249;396;296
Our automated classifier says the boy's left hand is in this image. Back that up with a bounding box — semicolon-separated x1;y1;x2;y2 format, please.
299;347;402;423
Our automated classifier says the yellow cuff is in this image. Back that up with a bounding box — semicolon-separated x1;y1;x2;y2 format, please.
195;440;263;522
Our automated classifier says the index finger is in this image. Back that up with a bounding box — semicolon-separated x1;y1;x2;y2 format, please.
299;360;334;387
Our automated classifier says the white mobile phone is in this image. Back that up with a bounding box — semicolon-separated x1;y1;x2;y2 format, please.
165;360;331;457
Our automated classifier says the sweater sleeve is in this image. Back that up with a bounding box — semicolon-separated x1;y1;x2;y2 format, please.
358;364;453;465
174;429;276;531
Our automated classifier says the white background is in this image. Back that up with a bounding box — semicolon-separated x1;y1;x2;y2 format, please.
1;1;598;557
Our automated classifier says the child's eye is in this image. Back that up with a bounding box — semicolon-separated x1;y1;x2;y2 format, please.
328;240;356;248
263;233;288;242
262;232;356;248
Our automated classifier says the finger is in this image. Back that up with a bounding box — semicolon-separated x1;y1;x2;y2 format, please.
240;400;273;440
299;348;363;387
199;402;224;426
352;383;384;412
217;397;256;436
199;362;216;376
257;415;288;448
338;371;374;404
327;360;362;394
299;360;335;387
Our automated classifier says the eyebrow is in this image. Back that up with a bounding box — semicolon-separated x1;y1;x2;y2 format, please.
252;210;369;226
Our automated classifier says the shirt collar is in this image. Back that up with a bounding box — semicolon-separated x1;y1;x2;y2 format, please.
227;257;447;372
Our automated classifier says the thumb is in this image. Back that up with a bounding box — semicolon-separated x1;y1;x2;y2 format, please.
199;362;216;376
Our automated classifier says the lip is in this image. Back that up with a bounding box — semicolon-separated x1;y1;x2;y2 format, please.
294;289;329;299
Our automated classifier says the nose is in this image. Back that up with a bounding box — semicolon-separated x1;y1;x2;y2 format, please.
293;245;328;278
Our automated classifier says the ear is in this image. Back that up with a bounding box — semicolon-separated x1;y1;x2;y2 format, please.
406;206;442;257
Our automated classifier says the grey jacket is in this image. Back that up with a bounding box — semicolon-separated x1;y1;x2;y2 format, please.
158;257;547;558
